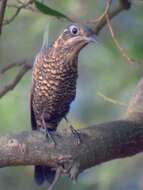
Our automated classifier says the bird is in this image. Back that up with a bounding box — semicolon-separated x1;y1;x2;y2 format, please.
30;23;96;186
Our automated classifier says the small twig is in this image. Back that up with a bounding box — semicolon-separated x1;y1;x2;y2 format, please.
94;0;131;35
7;3;37;13
0;0;8;33
3;0;34;25
97;91;127;107
89;0;112;24
5;1;74;24
47;168;61;190
105;12;137;66
3;7;21;25
0;60;27;75
0;62;32;98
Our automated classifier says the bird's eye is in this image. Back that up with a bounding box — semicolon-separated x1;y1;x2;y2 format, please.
69;25;79;35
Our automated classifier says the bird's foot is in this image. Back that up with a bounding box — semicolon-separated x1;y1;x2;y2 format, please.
46;129;57;146
64;117;81;145
39;127;57;146
69;125;81;145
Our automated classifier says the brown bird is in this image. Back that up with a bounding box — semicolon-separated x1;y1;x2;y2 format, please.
30;23;96;185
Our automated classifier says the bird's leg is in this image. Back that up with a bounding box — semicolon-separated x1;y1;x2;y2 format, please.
46;128;57;146
41;115;56;145
64;117;81;144
69;125;81;144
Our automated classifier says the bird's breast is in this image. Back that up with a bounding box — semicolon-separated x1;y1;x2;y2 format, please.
32;52;78;126
35;71;77;104
33;66;78;120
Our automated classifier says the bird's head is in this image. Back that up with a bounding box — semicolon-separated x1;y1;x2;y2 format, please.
52;23;96;58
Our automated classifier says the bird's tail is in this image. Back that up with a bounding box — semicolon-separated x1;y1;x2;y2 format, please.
34;165;56;185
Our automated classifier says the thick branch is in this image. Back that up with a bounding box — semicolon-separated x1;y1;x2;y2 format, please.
0;119;142;177
0;76;143;179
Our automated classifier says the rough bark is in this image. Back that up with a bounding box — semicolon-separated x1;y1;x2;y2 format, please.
0;78;143;180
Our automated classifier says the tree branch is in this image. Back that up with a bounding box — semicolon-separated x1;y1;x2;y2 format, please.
93;0;131;34
0;75;143;181
0;0;7;34
87;0;112;24
0;120;142;168
3;0;34;25
0;60;32;98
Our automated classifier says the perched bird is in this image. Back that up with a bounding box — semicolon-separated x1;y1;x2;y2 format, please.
30;23;96;185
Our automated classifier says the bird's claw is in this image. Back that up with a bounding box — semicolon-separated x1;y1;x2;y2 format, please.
46;130;57;146
39;127;57;146
69;125;81;145
64;117;81;145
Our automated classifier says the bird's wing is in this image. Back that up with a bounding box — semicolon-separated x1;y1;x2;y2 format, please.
30;88;37;130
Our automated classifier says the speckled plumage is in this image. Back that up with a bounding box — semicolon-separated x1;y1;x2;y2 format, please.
31;47;78;129
30;23;95;185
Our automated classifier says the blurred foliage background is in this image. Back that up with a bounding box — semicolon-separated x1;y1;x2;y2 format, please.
0;0;143;190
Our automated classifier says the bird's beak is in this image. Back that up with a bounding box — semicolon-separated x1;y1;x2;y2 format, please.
84;34;96;43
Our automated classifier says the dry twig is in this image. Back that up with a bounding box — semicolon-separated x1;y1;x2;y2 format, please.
97;91;127;107
105;12;137;65
3;0;34;25
89;0;112;24
94;0;131;34
0;60;27;75
0;0;8;33
48;168;61;190
0;60;32;98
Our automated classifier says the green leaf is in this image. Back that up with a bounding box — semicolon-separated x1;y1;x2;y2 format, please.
34;0;68;19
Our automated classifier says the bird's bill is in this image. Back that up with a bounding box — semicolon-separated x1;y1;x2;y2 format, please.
84;35;96;43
